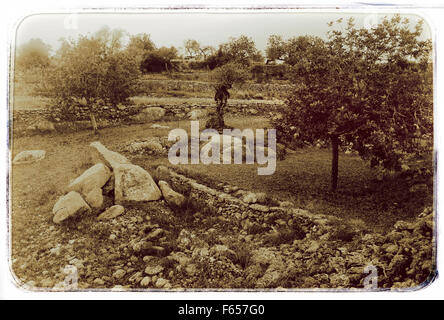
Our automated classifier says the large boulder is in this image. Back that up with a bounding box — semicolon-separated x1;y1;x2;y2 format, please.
85;187;104;209
90;141;131;170
131;107;166;122
53;191;91;224
158;180;186;207
13;150;46;164
114;164;162;205
97;205;125;220
67;163;111;196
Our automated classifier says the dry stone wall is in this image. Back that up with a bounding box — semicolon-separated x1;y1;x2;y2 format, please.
12;101;283;136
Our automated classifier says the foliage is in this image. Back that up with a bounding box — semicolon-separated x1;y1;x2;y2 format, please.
266;35;324;66
126;33;156;66
184;39;214;60
141;46;178;73
204;47;230;70
211;62;248;88
15;38;51;71
44;27;141;110
273;15;433;187
265;35;286;63
220;35;263;66
250;63;289;81
203;35;262;69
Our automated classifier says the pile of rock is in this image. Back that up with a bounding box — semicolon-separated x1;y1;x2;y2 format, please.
154;166;435;289
51;142;184;224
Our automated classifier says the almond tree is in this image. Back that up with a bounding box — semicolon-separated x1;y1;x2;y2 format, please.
274;15;432;190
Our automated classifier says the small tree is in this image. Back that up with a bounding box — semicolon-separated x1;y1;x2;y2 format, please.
220;35;263;66
208;62;248;129
265;35;286;63
141;46;178;73
45;27;141;134
126;33;156;69
274;15;432;190
265;34;325;66
15;38;51;71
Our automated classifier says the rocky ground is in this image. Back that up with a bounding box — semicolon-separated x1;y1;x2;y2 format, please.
10;141;435;291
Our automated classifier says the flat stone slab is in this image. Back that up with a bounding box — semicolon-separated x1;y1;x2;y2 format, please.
114;163;162;205
90;141;131;170
13;150;46;164
53;191;91;224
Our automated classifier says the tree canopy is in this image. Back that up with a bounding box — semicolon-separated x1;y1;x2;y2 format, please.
15;38;51;71
273;15;433;189
266;34;325;65
46;27;141;108
184;39;214;60
219;35;263;66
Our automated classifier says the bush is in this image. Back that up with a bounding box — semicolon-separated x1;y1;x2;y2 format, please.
141;52;172;73
250;64;288;81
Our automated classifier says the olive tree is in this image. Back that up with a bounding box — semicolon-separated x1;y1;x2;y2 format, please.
207;62;248;129
45;27;141;134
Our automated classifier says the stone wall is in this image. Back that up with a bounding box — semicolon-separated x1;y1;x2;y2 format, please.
12;101;284;137
135;79;293;99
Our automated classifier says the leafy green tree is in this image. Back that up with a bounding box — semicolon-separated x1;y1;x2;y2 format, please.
274;15;432;190
45;27;141;134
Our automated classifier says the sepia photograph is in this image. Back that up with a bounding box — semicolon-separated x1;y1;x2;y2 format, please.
8;10;435;292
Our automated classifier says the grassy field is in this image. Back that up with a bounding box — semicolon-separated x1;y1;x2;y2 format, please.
11;115;433;237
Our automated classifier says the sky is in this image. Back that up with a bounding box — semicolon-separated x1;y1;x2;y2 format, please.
15;11;432;55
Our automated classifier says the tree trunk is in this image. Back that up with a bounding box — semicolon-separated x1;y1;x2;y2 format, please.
89;113;98;135
331;134;339;191
216;102;225;128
